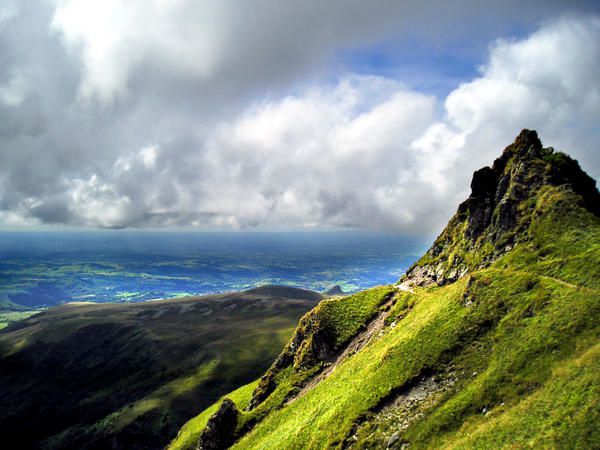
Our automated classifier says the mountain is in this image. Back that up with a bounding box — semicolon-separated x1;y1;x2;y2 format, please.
170;130;600;450
324;285;345;296
0;287;323;450
401;129;600;288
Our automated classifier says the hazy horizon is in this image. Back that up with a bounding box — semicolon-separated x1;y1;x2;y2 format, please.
0;230;429;307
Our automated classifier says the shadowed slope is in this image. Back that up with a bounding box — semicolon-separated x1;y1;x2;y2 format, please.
0;287;322;450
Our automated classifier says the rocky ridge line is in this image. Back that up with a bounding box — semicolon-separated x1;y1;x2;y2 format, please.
400;129;600;288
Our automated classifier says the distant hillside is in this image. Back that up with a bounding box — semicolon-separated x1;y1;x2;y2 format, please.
0;287;323;450
0;299;38;330
324;285;345;296
171;130;600;449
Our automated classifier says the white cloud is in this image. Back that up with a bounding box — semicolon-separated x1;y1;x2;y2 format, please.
2;6;600;231
50;0;578;104
0;72;28;106
0;2;18;29
51;0;226;102
67;175;134;228
115;145;160;172
440;15;600;178
175;15;600;232
190;76;437;229
139;146;158;169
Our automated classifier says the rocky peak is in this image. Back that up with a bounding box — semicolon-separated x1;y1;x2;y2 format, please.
461;129;545;242
400;129;600;288
324;285;345;296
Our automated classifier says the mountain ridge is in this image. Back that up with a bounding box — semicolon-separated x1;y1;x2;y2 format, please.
401;129;600;288
170;130;600;450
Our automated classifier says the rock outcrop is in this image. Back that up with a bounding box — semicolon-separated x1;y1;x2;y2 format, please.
247;307;336;409
400;129;600;288
197;399;239;450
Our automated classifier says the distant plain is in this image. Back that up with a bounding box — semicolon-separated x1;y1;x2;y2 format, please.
0;231;428;309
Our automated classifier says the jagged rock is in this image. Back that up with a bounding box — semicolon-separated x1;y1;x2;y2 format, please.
198;399;239;450
465;166;497;239
248;309;336;409
400;129;600;288
325;285;345;296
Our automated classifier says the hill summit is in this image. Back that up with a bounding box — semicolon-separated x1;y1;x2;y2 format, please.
402;129;600;288
170;130;600;450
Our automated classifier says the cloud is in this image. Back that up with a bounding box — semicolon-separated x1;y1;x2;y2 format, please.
142;14;598;233
195;77;437;229
0;3;599;232
49;0;588;104
51;0;225;103
431;14;600;182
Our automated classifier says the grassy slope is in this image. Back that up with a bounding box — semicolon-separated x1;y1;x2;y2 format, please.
0;287;322;450
182;184;599;449
240;286;395;424
167;286;394;450
168;381;258;450
0;298;35;330
0;309;39;330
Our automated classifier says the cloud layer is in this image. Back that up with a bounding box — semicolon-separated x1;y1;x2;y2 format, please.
1;2;599;232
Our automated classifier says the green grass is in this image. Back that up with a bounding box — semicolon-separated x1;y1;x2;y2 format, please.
400;272;598;449
440;342;600;449
234;280;473;449
499;185;600;289
317;286;395;348
233;270;599;449
0;310;39;330
107;360;221;432
167;381;259;450
166;286;396;450
245;286;394;417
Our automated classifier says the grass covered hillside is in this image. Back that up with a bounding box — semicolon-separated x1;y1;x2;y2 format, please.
173;130;600;449
0;286;323;450
0;299;39;330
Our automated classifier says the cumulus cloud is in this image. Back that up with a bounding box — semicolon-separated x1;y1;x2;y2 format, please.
443;15;600;175
0;2;599;232
196;77;437;229
51;0;226;102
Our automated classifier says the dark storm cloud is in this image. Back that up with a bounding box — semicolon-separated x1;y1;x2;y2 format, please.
0;1;599;230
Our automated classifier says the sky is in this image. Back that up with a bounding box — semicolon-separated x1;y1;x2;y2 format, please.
1;1;599;233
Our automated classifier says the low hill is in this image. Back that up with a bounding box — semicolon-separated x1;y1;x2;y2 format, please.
171;130;600;449
0;287;323;450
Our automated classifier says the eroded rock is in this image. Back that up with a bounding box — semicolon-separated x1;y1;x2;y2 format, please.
198;399;239;450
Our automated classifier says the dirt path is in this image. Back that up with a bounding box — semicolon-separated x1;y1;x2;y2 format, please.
539;275;581;290
499;268;594;291
286;292;399;405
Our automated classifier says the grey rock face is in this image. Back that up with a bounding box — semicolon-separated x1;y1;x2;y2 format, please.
198;399;239;450
247;309;336;409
